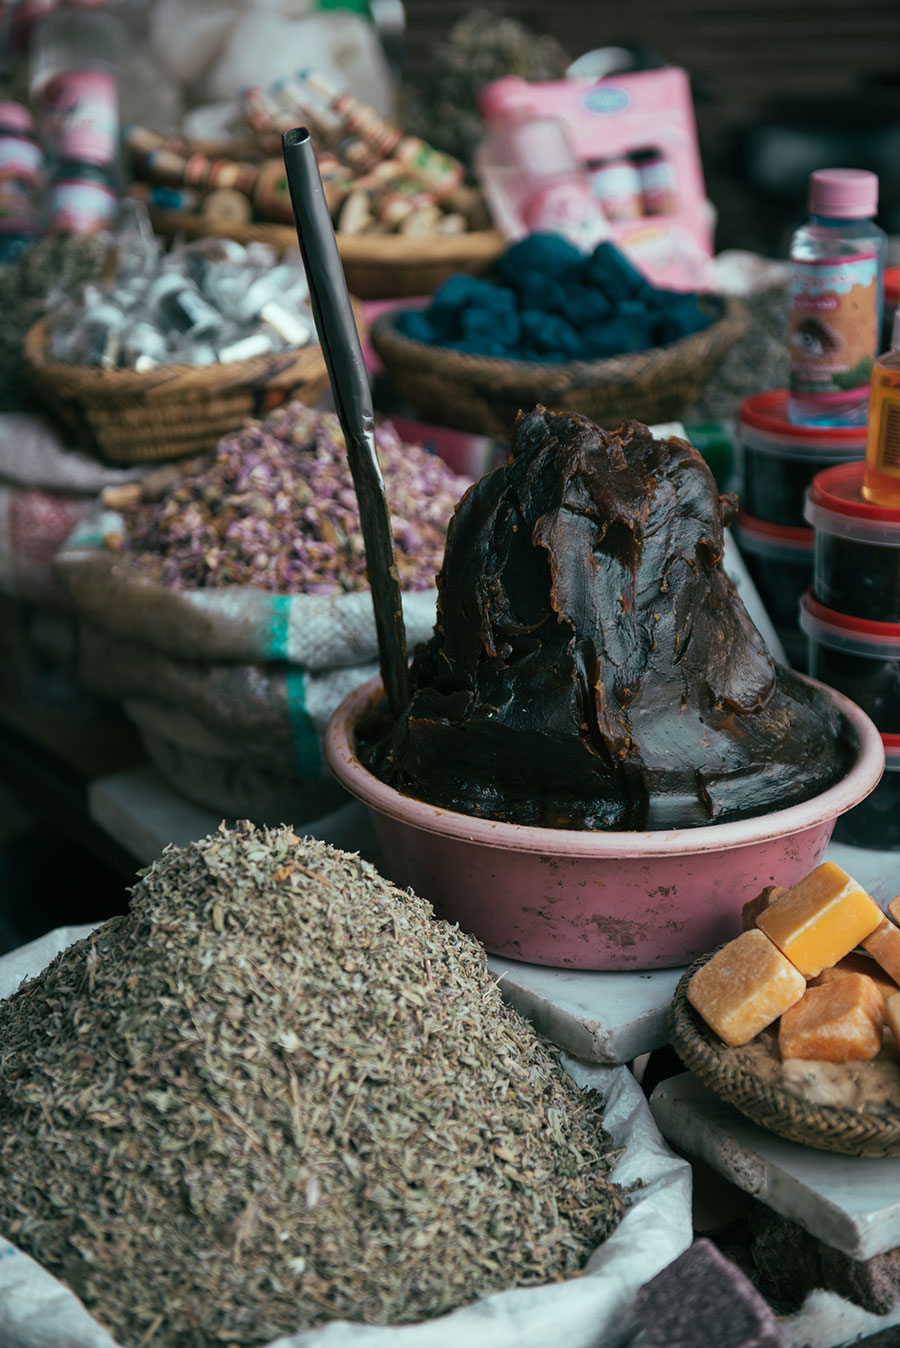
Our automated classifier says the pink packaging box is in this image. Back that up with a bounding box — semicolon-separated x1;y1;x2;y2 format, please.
486;67;715;291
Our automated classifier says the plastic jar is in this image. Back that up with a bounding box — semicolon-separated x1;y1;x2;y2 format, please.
832;733;900;849
800;592;900;732
805;460;900;621
734;511;813;669
738;389;867;527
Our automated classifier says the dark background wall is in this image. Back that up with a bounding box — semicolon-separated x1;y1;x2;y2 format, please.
400;0;900;256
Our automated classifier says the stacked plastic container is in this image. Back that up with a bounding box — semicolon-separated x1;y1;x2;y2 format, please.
803;461;900;847
735;390;868;667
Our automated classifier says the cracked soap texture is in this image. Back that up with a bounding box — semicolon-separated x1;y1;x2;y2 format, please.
687;929;806;1047
364;409;854;829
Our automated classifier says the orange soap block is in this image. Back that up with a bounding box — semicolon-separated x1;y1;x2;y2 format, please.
687;929;806;1047
888;896;900;927
779;973;884;1062
862;917;900;986
812;952;899;1007
756;862;883;978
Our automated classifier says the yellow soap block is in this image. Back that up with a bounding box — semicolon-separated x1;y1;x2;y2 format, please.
862;917;900;986
885;992;900;1046
687;929;806;1047
779;973;884;1063
756;862;883;978
811;952;898;1008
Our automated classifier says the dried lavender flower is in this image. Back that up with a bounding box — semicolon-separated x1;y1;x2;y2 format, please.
115;403;471;594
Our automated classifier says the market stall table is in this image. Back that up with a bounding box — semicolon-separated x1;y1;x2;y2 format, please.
649;1073;900;1347
87;761;896;1070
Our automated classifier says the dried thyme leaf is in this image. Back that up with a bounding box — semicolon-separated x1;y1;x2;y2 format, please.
0;823;623;1348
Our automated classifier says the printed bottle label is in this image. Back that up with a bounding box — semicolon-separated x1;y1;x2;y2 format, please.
46;177;118;233
0;137;43;182
789;253;879;402
38;70;118;165
871;394;900;477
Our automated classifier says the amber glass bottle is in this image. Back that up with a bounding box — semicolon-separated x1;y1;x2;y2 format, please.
862;310;900;506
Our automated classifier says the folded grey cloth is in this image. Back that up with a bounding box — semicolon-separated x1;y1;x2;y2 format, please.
0;413;141;493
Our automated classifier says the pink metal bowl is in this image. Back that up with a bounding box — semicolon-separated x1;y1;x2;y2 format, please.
324;676;884;971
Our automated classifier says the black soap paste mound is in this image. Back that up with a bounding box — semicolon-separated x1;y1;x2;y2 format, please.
363;408;855;830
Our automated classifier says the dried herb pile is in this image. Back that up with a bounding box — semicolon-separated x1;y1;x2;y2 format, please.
110;402;471;595
0;824;624;1348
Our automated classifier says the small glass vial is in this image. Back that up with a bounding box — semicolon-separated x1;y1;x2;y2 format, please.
862;309;900;506
635;148;678;216
788;167;887;428
588;155;643;221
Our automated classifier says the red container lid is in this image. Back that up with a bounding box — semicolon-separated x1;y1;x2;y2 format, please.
886;265;900;312
804;591;900;642
736;510;813;549
807;460;900;524
739;389;869;447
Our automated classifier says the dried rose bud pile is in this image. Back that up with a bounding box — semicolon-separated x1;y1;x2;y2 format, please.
114;403;471;594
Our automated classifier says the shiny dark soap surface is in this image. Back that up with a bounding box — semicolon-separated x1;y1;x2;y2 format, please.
363;408;854;830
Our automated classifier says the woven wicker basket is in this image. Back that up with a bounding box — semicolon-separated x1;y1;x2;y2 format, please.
369;296;748;439
669;953;900;1157
138;193;506;302
22;315;340;465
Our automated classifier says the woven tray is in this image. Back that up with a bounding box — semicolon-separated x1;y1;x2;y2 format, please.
22;315;340;465
369;296;748;439
138;193;506;302
669;952;900;1157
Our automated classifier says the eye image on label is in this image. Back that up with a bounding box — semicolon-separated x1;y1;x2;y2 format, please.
791;316;843;360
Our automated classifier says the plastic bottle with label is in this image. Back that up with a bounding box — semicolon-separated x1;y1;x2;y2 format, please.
0;100;43;261
788;168;887;428
474;76;608;252
43;122;118;233
29;0;121;184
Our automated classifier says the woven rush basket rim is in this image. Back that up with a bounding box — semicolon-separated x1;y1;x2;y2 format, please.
669;951;900;1157
369;294;748;397
22;314;330;402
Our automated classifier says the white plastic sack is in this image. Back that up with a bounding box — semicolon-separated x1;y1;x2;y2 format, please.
0;926;692;1348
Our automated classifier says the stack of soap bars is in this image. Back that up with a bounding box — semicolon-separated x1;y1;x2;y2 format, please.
688;863;900;1060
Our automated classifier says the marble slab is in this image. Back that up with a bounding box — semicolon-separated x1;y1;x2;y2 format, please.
87;766;382;869
649;1072;900;1261
487;956;681;1064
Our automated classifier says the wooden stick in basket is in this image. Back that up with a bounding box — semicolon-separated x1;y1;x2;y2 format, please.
281;125;409;717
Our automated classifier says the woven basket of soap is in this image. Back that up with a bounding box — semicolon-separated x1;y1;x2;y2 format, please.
22;314;343;465
669;866;900;1157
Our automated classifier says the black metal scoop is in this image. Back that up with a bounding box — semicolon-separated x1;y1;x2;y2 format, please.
281;126;409;717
